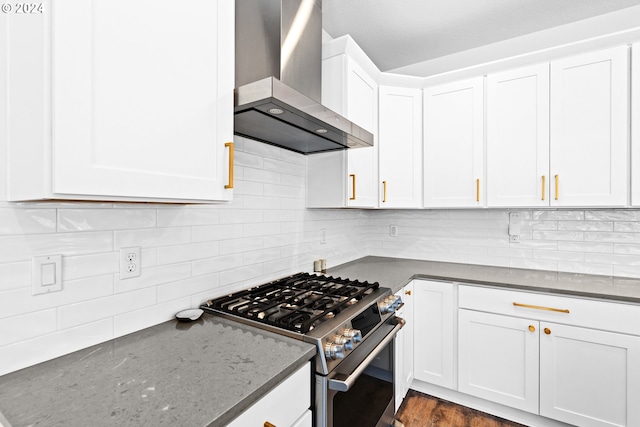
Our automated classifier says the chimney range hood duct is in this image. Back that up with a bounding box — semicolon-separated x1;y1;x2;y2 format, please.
234;0;374;154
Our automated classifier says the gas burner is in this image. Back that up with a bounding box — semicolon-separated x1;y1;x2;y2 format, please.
202;272;379;333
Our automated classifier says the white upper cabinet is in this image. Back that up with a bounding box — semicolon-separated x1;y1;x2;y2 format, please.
632;43;640;206
550;45;629;207
486;64;550;207
378;86;423;208
423;77;484;208
308;48;378;208
4;0;234;202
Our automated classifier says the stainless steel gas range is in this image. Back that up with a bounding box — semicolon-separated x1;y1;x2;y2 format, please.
201;272;405;427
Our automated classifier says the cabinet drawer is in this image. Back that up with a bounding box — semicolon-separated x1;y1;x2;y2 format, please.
458;285;640;336
227;362;311;427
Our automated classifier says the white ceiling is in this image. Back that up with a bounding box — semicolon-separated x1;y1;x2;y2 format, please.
322;0;640;74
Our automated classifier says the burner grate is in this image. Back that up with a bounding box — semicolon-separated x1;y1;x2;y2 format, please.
201;272;379;333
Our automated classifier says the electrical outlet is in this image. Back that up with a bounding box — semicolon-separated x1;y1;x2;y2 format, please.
120;246;141;279
320;229;326;245
390;225;398;237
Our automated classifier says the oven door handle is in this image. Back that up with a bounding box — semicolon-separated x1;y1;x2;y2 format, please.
328;317;405;392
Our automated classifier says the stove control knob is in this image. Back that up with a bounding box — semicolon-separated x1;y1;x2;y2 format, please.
341;328;362;343
324;342;345;360
332;335;353;351
378;297;394;314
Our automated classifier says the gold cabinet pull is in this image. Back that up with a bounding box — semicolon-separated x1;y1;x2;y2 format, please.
528;325;536;332
264;422;276;427
224;142;234;189
541;175;546;201
405;290;412;296
544;327;551;335
513;302;570;314
382;181;387;203
349;174;356;200
554;174;559;200
476;178;480;202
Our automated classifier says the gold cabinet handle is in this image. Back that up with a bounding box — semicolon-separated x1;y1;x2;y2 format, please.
528;325;536;332
382;181;387;203
544;327;551;335
554;174;559;200
264;422;276;427
541;175;546;201
476;178;480;202
405;290;411;296
513;302;570;314
224;142;234;189
349;174;356;200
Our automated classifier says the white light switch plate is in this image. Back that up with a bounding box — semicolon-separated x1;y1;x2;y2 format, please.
32;255;63;295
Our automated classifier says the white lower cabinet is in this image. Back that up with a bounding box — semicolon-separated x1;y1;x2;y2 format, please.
413;280;455;389
539;323;640;427
458;309;539;414
227;362;311;427
394;281;415;411
458;285;640;427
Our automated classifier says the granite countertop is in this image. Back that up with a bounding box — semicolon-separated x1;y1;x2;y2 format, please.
327;256;640;304
0;315;316;427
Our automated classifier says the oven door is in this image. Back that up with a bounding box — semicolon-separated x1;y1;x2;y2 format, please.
316;317;405;427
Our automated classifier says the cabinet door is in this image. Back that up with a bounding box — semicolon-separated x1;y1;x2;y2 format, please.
540;322;640;427
424;77;484;207
632;43;640;206
458;310;539;414
550;45;629;207
227;363;311;427
51;0;233;201
379;86;423;208
346;58;378;207
487;64;550;207
394;282;415;411
414;280;454;389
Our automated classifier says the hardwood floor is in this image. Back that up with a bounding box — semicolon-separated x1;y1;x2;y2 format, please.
395;390;528;427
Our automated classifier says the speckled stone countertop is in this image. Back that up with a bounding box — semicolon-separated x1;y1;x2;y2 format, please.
0;315;315;427
327;256;640;304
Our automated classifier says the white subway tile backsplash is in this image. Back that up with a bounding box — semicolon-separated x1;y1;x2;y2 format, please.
219;237;263;255
114;297;191;338
532;231;584;241
533;210;584;220
0;261;31;292
114;227;191;248
62;252;118;281
613;222;640;232
157;274;220;303
0;309;57;347
58;209;156;232
0;275;114;320
58;287;156;330
558;221;613;231
192;254;244;276
114;263;192;293
7;142;640;379
156;208;220;228
192;224;244;243
0;319;113;376
585;210;640;221
156;241;220;265
0;231;113;263
0;208;56;235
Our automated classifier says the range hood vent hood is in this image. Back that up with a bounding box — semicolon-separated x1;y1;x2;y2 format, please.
234;0;374;154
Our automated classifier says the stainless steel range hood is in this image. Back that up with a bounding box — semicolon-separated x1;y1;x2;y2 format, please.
234;0;374;154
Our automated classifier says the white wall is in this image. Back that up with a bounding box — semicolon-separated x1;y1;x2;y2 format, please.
4;137;640;376
0;137;369;376
369;209;640;278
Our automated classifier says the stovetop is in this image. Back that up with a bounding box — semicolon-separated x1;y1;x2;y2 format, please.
201;272;380;334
